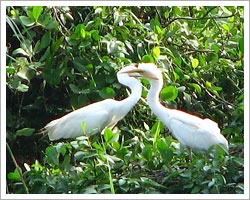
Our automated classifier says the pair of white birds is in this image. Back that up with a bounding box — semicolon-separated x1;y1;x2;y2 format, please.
45;63;228;152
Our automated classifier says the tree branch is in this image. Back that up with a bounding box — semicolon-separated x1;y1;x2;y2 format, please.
192;79;236;108
7;142;29;194
165;6;234;27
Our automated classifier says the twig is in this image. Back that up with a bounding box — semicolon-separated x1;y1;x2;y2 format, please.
219;55;243;62
154;7;162;23
169;41;242;62
184;49;214;55
168;41;213;55
192;79;236;108
52;7;69;36
165;6;234;28
6;142;29;194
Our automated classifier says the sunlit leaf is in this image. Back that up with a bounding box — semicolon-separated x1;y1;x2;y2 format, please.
20;16;35;26
104;128;114;143
142;145;152;161
81;122;86;132
16;84;29;92
38;32;51;51
141;54;154;63
192;58;199;68
189;83;202;94
239;37;244;53
99;87;116;99
16;128;35;136
32;6;43;21
160;86;178;101
45;146;59;166
12;48;29;57
7;169;20;181
152;46;160;59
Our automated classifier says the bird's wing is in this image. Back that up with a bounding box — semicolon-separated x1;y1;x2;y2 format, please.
168;114;224;151
47;99;118;140
168;110;203;129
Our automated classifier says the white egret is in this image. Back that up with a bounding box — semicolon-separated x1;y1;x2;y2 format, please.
127;63;228;152
44;65;142;141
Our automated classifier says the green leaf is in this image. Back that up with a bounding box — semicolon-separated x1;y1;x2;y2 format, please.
142;145;152;161
112;141;120;150
69;84;82;94
173;6;182;16
164;11;169;19
222;24;230;31
104;128;113;143
39;46;51;62
16;128;35;136
52;36;64;53
6;66;15;75
192;58;199;68
80;29;86;38
92;142;103;151
161;148;173;163
174;57;182;67
211;44;220;53
206;53;218;65
34;40;41;53
239;37;244;53
73;24;86;39
38;32;51;51
74;151;97;161
191;186;201;194
157;138;168;152
81;122;86;132
12;48;29;57
152;46;160;59
99;87;116;99
169;45;180;58
46;20;59;30
7;169;20;181
189;83;201;94
32;6;43;21
160;86;178;101
211;86;222;91
16;84;29;92
17;67;35;82
91;30;100;41
205;81;212;88
141;54;154;63
61;154;71;168
20;16;35;26
221;6;232;15
83;185;98;194
42;68;61;85
152;121;163;147
157;138;173;163
177;86;186;92
45;146;59;166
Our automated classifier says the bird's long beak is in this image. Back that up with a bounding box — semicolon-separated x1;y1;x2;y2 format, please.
122;68;159;80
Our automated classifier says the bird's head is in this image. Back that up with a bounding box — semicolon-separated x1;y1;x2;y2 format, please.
120;63;163;81
117;64;142;88
117;64;140;76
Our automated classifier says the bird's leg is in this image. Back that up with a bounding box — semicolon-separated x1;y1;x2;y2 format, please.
186;146;193;162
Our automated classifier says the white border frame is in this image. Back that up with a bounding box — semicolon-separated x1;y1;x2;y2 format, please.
1;1;249;199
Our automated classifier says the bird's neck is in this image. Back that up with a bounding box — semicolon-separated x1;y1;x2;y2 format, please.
120;81;142;115
147;80;170;121
123;82;142;108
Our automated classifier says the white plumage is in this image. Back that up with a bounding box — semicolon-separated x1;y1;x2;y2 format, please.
127;63;228;151
45;65;142;141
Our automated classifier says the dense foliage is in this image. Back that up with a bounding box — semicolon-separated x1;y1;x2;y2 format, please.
6;6;244;194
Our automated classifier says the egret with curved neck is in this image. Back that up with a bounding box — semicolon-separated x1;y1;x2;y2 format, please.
128;63;228;152
45;65;142;141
